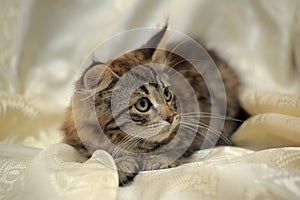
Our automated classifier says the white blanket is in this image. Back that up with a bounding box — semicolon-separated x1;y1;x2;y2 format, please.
1;0;300;199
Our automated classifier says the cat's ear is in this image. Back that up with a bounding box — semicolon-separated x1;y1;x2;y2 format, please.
83;63;119;90
144;26;168;60
145;26;168;49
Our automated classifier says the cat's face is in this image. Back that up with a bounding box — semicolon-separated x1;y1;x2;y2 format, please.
92;62;181;145
127;82;180;143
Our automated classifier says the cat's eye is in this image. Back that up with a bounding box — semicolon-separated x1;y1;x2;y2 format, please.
163;87;172;102
135;97;152;112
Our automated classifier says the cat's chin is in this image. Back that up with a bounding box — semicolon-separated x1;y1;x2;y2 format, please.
146;123;178;143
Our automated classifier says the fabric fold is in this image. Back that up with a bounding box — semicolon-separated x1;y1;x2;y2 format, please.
232;88;300;150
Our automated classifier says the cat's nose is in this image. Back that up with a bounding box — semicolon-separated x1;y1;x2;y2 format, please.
165;115;174;124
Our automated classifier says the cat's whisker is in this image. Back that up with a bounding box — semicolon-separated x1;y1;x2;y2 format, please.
179;124;204;139
198;122;232;145
200;111;243;122
181;115;244;122
179;124;215;146
179;121;232;145
113;137;140;158
117;125;168;157
181;124;231;146
181;119;232;145
114;135;147;158
179;111;222;116
112;137;129;158
126;138;143;155
113;125;164;157
113;137;136;157
179;122;206;136
179;112;244;122
112;128;145;157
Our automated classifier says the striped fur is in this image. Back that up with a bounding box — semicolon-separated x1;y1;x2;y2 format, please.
61;28;242;185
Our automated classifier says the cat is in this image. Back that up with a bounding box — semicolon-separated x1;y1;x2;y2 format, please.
61;26;242;185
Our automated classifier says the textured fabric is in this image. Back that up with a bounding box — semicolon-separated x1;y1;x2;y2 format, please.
0;142;118;200
1;0;300;199
232;88;300;150
119;147;300;200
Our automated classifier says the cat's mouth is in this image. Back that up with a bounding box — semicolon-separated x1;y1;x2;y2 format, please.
146;117;179;143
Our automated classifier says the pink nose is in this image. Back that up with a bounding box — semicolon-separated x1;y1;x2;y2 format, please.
165;115;174;124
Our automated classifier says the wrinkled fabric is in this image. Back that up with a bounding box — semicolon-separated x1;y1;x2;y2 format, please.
232;88;300;150
119;147;300;200
1;0;300;199
0;143;118;200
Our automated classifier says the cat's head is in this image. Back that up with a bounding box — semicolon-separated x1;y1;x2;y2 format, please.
80;27;182;149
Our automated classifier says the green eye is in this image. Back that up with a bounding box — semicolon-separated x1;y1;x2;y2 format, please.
163;87;172;102
135;98;152;112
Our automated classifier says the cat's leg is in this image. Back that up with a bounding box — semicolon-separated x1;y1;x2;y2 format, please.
115;155;141;186
141;153;178;171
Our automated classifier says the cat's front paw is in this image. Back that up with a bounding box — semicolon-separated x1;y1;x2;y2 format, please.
142;155;177;171
118;171;137;186
115;156;140;186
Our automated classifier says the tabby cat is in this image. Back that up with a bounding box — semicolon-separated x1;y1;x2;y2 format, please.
61;27;242;185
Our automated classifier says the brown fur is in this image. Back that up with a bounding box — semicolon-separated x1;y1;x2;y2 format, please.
61;27;242;185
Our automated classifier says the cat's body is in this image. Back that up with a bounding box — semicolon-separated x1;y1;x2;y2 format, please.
61;27;242;185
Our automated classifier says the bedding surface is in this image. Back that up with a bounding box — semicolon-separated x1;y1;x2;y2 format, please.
1;0;300;199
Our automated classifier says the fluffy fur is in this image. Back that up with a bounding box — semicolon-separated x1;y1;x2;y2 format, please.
61;27;242;185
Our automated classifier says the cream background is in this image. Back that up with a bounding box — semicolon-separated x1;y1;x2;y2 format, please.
1;0;300;199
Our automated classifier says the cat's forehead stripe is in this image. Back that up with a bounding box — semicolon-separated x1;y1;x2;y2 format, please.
149;83;160;89
140;85;149;94
130;71;150;82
